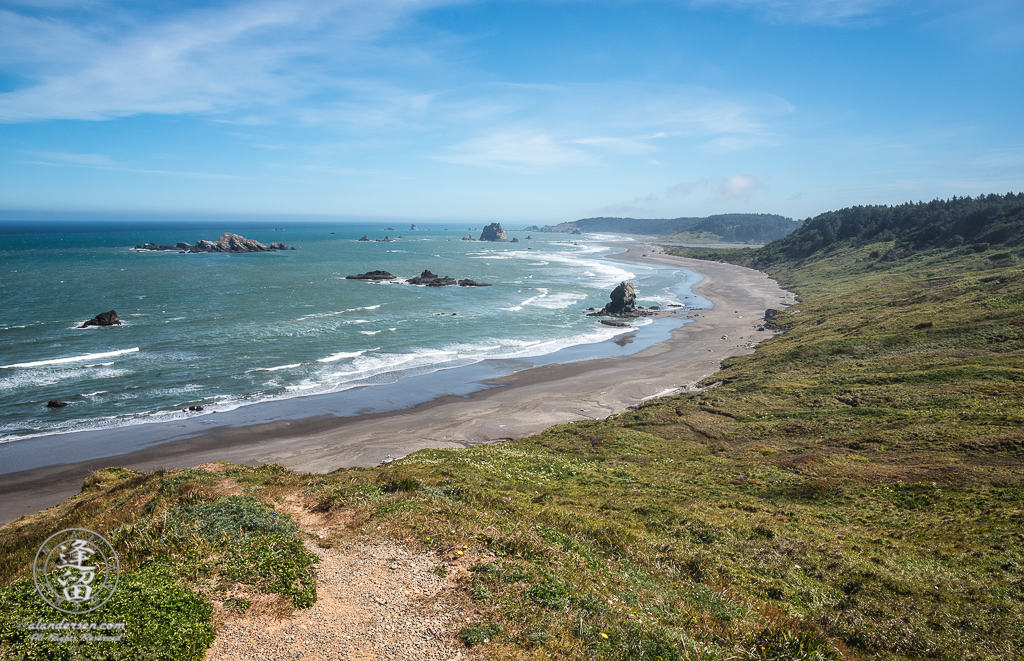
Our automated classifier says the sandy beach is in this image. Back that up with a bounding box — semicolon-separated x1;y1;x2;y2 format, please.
0;242;794;526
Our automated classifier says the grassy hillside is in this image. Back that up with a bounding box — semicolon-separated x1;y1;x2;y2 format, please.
528;213;800;244
2;195;1022;660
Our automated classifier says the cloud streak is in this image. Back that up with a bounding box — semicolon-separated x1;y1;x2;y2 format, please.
0;0;455;122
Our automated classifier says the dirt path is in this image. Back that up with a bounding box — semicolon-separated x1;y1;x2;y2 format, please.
204;501;487;661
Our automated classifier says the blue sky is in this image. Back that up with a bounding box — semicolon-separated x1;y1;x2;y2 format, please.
1;0;1021;223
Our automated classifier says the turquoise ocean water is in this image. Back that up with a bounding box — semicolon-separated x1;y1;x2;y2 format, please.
0;220;705;451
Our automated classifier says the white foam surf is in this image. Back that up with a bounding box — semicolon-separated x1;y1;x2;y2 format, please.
0;348;140;370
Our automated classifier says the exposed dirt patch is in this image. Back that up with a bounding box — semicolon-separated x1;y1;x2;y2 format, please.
204;495;486;661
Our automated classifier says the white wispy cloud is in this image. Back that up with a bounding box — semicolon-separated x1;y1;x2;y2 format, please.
431;82;792;170
0;0;457;122
434;131;594;170
21;150;240;179
689;0;894;26
597;173;765;216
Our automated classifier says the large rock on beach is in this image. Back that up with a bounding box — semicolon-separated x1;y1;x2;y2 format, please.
479;223;508;242
346;270;397;280
589;281;643;318
80;310;121;328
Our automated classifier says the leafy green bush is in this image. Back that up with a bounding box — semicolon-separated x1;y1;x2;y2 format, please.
173;495;299;543
224;533;318;608
528;574;571;609
458;622;502;647
0;563;214;661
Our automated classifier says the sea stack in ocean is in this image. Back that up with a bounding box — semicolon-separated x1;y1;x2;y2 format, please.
590;281;643;318
80;310;121;328
479;223;508;242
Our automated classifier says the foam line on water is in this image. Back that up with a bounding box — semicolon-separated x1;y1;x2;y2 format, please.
0;348;140;370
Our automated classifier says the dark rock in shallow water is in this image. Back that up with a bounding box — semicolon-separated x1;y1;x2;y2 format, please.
510;237;519;243
588;281;643;318
80;310;121;328
479;222;508;242
458;279;491;287
599;319;633;328
47;400;68;408
375;235;394;242
358;235;370;241
346;270;397;280
410;224;418;230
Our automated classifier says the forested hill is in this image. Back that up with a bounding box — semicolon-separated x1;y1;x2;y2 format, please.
526;213;799;243
754;192;1024;266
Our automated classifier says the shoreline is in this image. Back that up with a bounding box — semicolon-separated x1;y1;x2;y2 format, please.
0;241;794;527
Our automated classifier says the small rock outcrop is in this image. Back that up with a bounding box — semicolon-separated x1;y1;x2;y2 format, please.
47;400;68;408
375;236;394;242
589;281;642;318
358;235;370;241
511;237;519;243
410;224;418;231
479;223;508;242
80;310;121;328
348;269;491;287
346;270;397;280
408;270;457;286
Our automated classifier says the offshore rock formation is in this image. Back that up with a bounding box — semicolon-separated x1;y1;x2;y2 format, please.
589;281;643;318
348;269;491;286
358;235;370;241
408;270;456;286
479;223;507;241
136;233;291;253
80;310;121;328
346;270;398;280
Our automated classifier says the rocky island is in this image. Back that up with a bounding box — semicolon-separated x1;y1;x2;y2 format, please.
135;233;291;253
345;270;398;280
79;310;122;328
346;269;491;286
479;222;507;241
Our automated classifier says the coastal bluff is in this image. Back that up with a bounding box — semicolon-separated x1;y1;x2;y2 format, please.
135;233;291;253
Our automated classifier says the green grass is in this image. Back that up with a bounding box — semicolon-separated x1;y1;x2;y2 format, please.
2;240;1023;660
0;466;319;660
